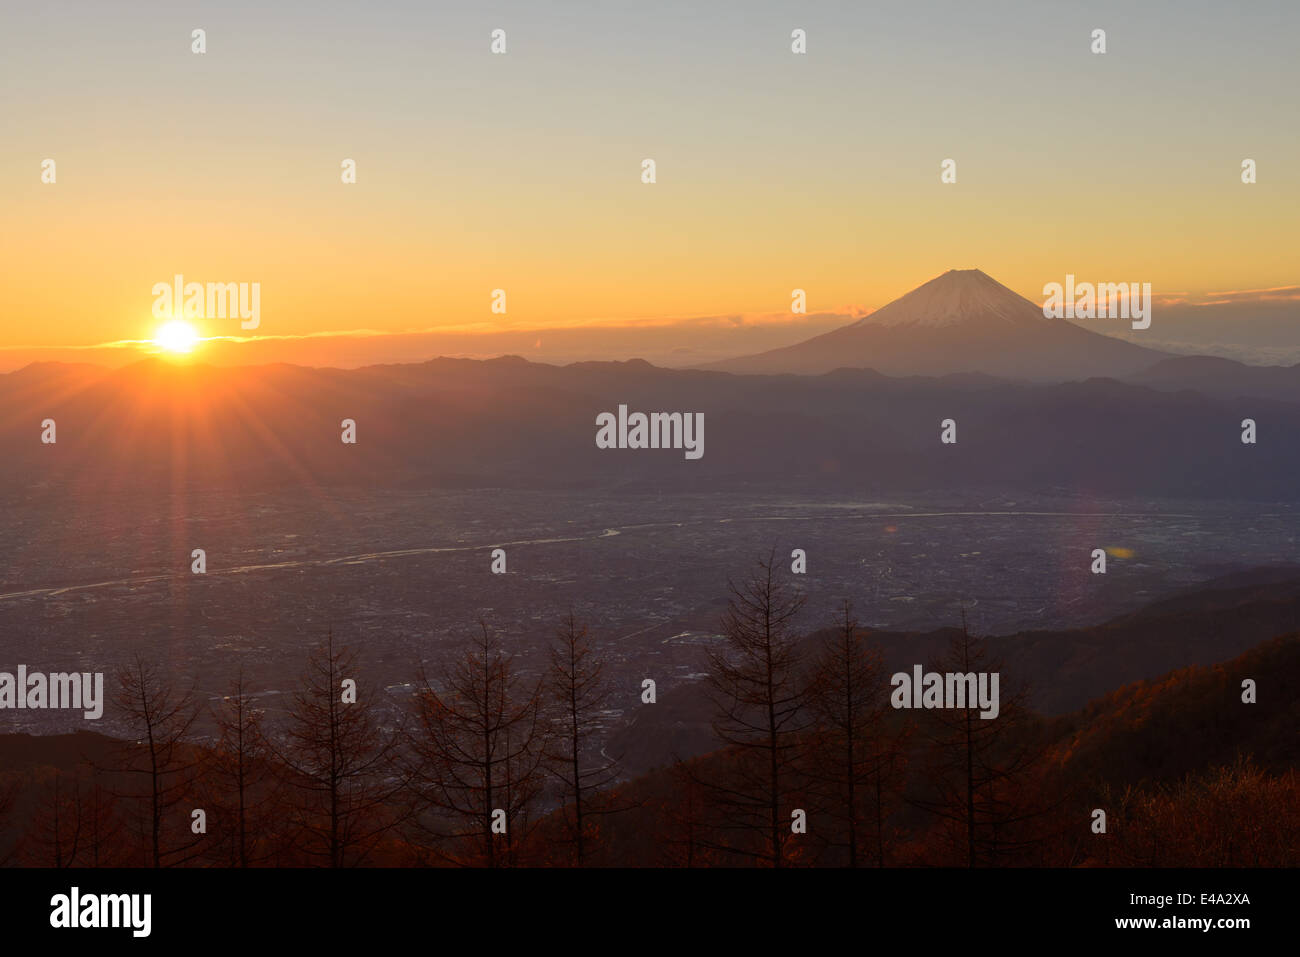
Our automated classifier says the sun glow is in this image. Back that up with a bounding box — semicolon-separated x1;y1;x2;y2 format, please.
154;320;201;354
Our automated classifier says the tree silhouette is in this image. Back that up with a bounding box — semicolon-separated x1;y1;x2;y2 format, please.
697;550;811;867
205;669;283;866
19;765;121;867
109;655;204;867
544;610;625;865
656;758;719;867
407;621;546;867
805;600;909;866
908;616;1055;866
273;629;406;867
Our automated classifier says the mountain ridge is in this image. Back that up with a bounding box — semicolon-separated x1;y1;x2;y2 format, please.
705;268;1169;379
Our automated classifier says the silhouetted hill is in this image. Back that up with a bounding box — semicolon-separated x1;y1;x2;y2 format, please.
4;598;1296;868
0;730;120;772
585;626;1300;867
1050;632;1300;789
3;354;1297;499
1127;354;1300;403
610;569;1300;774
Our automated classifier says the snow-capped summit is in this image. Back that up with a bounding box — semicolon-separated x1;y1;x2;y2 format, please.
849;269;1049;330
706;268;1166;380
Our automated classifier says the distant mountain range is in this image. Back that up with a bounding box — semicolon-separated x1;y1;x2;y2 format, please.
2;348;1299;499
705;268;1169;379
1130;353;1300;402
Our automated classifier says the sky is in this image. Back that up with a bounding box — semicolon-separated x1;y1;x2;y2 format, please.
1;0;1297;368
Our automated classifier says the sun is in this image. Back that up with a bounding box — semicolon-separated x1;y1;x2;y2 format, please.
154;319;201;354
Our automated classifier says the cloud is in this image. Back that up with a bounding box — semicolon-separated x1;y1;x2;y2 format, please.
1152;285;1300;309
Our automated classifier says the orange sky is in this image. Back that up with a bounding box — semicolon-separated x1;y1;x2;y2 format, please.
2;1;1296;365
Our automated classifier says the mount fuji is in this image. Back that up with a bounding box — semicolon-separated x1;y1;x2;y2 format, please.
706;269;1168;380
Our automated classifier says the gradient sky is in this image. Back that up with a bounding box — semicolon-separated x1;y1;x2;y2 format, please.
2;0;1297;362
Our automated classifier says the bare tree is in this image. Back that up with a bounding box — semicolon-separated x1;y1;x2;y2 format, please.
20;769;81;867
19;765;121;867
909;614;1055;866
698;550;811;867
77;771;122;867
545;610;624;865
656;758;717;867
805;600;909;866
205;669;282;866
407;621;546;867
273;629;406;867
109;655;204;867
